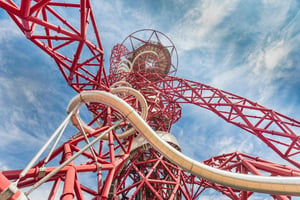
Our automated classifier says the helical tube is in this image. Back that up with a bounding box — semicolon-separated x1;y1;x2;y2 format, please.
67;87;148;140
67;90;300;195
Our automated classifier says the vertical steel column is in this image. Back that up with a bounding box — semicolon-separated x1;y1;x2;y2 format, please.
60;144;75;200
20;0;32;38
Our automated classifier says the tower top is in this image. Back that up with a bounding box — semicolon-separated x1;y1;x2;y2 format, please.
109;29;178;77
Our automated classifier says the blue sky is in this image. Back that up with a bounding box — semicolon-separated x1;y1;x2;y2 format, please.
0;0;300;199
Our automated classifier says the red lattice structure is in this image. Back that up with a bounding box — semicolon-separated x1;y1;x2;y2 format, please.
0;1;300;200
0;0;108;92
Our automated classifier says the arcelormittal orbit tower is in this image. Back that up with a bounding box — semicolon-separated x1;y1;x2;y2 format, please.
0;1;300;199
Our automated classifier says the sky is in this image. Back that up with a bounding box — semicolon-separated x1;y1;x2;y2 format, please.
0;0;300;199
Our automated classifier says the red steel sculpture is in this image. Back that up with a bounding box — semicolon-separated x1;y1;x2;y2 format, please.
0;1;299;199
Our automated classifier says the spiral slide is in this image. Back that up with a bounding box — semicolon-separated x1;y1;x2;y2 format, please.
68;90;300;195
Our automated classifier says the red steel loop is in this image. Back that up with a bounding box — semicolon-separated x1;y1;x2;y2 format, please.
1;1;300;199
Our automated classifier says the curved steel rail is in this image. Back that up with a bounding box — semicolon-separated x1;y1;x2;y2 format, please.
67;90;300;195
67;87;148;140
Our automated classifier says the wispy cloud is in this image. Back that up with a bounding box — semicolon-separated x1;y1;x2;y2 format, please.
0;1;299;198
92;1;157;52
0;18;22;42
0;161;8;171
258;40;292;70
169;0;239;52
171;0;300;168
201;1;300;106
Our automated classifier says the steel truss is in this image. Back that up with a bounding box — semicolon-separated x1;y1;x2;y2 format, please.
0;0;300;199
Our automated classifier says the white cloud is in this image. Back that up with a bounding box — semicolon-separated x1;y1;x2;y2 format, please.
0;161;9;171
252;39;292;73
216;134;254;155
264;40;291;70
92;1;156;43
0;74;72;155
0;18;22;42
207;1;299;106
0;76;42;112
169;0;239;51
243;40;296;104
0;120;41;148
199;193;229;200
0;1;300;198
260;0;292;31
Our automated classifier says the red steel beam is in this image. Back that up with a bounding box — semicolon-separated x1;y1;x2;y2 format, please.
124;72;300;168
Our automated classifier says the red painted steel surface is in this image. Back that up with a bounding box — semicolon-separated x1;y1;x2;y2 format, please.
0;0;107;92
123;72;300;168
0;0;300;199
